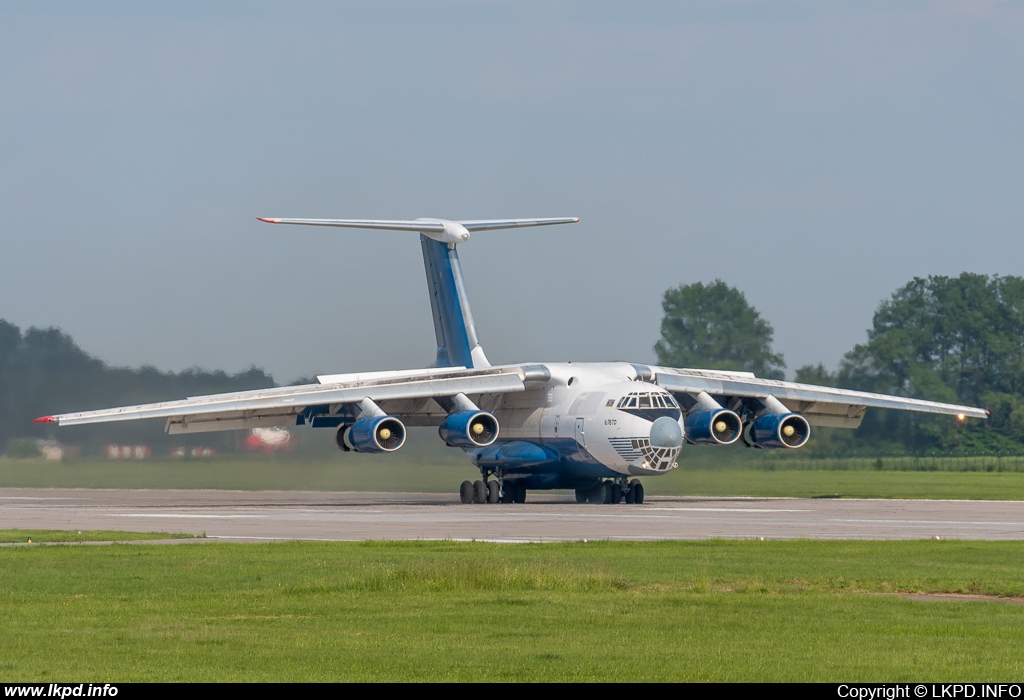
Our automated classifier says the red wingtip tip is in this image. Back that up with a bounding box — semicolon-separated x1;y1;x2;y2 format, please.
33;416;56;424
257;217;277;223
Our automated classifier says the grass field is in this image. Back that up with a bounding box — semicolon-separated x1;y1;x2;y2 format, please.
0;529;198;543
5;454;1024;500
1;538;1023;681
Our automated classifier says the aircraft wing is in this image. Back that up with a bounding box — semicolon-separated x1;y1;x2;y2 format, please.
650;366;988;428
36;365;541;435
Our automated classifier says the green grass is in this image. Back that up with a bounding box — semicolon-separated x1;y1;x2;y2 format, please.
1;539;1023;681
6;456;1024;500
0;529;199;543
647;468;1024;500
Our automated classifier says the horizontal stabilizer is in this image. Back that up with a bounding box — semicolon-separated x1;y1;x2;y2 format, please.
258;216;579;245
257;218;446;232
457;218;579;232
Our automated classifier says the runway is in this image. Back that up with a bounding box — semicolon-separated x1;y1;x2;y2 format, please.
2;488;1023;542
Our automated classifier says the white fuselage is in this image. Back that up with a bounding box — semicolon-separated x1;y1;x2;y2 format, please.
480;362;684;479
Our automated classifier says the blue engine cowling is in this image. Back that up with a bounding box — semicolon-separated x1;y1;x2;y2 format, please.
684;408;742;445
342;416;407;453
750;412;810;449
439;410;499;448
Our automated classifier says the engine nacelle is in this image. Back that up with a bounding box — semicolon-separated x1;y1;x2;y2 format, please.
684;408;742;445
439;410;499;448
749;412;810;449
339;415;407;453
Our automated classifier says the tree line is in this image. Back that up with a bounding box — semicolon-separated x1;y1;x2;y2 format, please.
4;321;275;455
654;274;1024;454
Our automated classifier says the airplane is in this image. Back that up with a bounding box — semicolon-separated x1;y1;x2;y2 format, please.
35;216;989;505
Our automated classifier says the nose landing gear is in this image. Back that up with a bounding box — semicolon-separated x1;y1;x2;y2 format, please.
574;479;644;505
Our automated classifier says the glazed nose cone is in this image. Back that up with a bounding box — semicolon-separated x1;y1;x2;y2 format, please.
650;416;683;448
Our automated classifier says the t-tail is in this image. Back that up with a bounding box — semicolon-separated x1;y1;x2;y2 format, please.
257;215;579;368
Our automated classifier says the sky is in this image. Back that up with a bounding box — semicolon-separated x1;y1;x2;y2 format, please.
1;1;1022;383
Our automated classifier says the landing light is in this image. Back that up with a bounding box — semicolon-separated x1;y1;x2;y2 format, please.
957;413;966;422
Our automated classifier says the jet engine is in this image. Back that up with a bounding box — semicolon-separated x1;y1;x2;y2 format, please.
748;412;810;449
336;415;407;453
684;408;742;445
439;410;499;448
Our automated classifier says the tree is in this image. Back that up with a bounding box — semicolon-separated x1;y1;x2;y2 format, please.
654;280;786;379
794;363;836;387
0;319;278;453
838;273;1024;451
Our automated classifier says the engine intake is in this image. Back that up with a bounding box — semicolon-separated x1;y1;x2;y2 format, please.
749;412;810;449
338;415;407;453
684;408;742;445
439;410;499;448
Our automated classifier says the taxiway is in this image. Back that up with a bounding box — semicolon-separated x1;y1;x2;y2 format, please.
1;488;1022;542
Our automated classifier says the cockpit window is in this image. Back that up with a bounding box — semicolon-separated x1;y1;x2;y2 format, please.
617;391;679;411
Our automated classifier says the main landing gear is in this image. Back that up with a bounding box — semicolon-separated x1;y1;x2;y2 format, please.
459;478;526;504
574;479;644;505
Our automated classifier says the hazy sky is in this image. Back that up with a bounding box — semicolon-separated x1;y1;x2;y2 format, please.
1;1;1022;383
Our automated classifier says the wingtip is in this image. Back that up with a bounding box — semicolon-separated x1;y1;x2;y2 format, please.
257;217;278;224
572;217;580;223
33;416;56;424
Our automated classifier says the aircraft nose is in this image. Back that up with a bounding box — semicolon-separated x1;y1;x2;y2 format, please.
650;416;683;448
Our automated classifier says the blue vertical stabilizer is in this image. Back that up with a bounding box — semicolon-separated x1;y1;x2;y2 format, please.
420;235;490;369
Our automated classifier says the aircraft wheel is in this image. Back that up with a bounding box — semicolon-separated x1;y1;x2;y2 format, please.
500;484;515;504
459;480;474;504
575;489;589;504
740;421;754;448
487;480;500;504
602;481;615;505
611;484;623;504
624;484;636;504
631;480;645;505
513;483;527;504
473;480;487;504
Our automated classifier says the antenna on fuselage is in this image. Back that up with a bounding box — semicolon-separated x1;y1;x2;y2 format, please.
258;216;580;369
